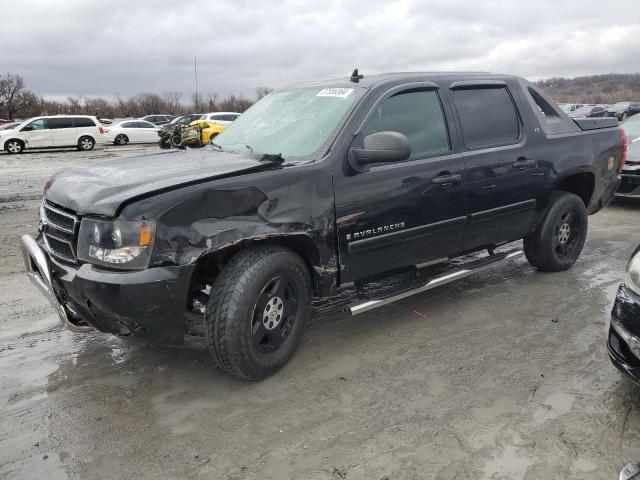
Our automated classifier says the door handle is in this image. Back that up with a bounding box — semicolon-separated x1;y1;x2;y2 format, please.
432;174;462;187
511;158;535;169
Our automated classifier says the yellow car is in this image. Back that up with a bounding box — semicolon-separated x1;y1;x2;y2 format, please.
180;120;227;147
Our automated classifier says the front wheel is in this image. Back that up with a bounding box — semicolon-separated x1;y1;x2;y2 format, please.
524;191;588;272
205;246;312;380
77;136;95;151
114;134;128;145
5;139;24;154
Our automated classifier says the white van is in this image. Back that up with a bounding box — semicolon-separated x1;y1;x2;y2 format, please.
0;115;105;154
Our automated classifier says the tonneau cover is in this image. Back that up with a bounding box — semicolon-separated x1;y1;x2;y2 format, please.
573;117;619;131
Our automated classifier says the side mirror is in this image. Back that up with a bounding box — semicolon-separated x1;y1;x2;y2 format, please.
22;125;33;131
349;131;411;172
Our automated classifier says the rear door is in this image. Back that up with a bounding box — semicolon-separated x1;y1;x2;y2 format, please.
135;121;159;142
448;82;542;251
48;117;75;146
334;84;467;283
21;118;52;148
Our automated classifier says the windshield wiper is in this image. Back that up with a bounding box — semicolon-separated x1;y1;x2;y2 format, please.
259;153;285;164
209;142;223;151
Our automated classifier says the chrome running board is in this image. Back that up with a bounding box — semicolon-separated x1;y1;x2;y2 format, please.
349;249;524;316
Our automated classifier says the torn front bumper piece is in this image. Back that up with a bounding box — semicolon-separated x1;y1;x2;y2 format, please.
20;234;195;343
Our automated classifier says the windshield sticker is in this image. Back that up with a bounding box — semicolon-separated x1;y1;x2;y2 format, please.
316;88;354;98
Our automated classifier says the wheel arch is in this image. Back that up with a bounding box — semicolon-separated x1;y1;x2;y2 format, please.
3;137;25;151
552;170;596;209
189;233;326;297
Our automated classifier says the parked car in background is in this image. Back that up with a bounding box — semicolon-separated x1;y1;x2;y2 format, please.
98;118;115;125
608;244;640;385
0;121;21;131
607;102;640;121
568;105;609;118
179;119;226;147
0;119;11;126
103;119;160;145
616;115;640;198
157;114;206;149
139;114;175;126
558;103;584;113
0;115;104;154
201;112;241;125
621;114;640;142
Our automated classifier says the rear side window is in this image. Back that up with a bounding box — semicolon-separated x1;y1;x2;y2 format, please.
362;90;450;159
47;118;73;129
136;121;154;128
121;122;136;128
452;87;520;149
73;117;96;128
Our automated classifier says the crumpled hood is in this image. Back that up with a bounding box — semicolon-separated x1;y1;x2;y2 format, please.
45;148;270;217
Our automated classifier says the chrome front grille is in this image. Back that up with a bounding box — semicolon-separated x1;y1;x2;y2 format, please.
42;203;77;234
41;200;79;264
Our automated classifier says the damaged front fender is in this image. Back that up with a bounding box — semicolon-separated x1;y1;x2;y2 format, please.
121;161;339;296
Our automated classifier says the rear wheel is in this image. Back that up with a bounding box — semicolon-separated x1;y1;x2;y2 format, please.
170;134;182;147
5;139;24;154
77;136;95;151
524;191;588;272
205;246;312;380
114;134;128;145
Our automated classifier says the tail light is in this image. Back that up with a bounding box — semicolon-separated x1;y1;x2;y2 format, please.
619;127;627;173
99;126;105;135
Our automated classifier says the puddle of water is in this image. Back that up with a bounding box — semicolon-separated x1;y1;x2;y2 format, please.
533;391;575;425
481;443;533;480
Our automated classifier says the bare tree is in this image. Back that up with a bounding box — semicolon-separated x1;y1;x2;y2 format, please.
191;92;202;112
163;91;182;114
136;93;164;115
0;73;36;119
256;87;273;100
205;92;218;112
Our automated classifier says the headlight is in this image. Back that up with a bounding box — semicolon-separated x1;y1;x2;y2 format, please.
77;218;155;269
626;248;640;297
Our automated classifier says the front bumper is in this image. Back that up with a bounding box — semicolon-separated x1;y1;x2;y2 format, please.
608;285;640;385
615;165;640;198
21;234;194;343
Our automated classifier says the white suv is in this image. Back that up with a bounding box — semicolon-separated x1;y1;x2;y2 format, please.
0;115;105;154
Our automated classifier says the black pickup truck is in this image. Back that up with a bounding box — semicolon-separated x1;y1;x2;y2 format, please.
21;72;624;380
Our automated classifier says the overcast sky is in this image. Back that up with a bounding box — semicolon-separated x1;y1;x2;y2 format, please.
4;0;640;100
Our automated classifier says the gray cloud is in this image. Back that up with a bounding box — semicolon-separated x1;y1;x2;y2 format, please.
3;0;640;99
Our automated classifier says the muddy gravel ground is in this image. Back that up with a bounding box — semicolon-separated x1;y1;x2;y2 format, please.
1;147;640;479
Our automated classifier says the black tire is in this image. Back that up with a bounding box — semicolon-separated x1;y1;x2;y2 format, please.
523;191;588;272
4;139;24;154
77;136;95;151
205;246;312;380
159;138;171;149
114;134;128;145
170;134;182;147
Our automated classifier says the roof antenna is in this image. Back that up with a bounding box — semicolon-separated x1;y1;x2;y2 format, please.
350;68;364;83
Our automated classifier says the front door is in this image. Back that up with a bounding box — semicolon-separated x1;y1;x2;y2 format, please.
334;86;467;284
448;84;542;251
22;118;52;148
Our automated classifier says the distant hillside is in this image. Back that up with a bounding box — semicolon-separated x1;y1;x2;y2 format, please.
536;73;640;104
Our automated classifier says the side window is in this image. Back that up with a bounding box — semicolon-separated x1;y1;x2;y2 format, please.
47;118;73;129
452;87;520;149
72;117;96;128
121;122;135;128
527;87;561;119
25;118;47;130
136;121;154;128
362;90;450;159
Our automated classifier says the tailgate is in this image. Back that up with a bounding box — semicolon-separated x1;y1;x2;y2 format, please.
573;117;619;131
